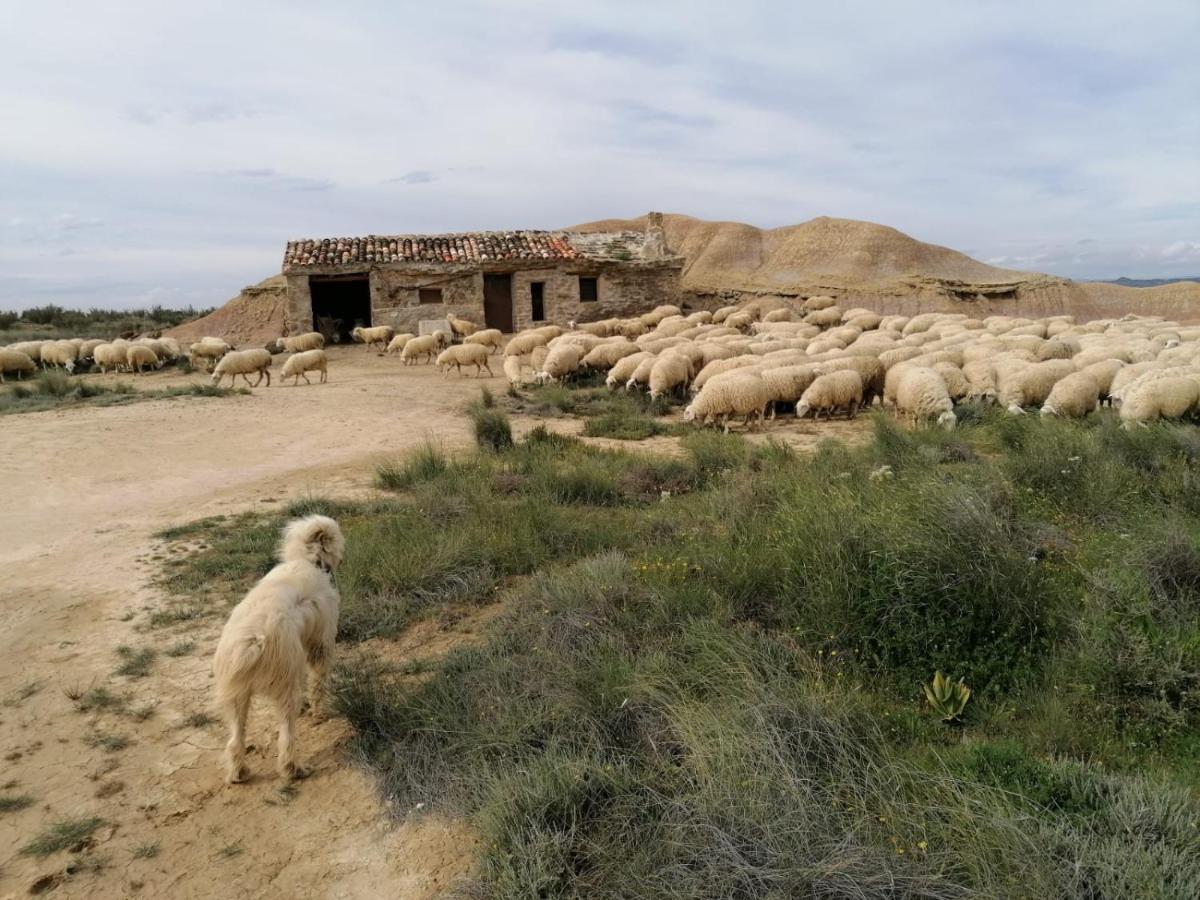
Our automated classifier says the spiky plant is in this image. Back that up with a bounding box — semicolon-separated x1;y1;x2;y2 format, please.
924;670;971;722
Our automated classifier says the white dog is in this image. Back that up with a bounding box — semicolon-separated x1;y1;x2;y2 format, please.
212;514;345;784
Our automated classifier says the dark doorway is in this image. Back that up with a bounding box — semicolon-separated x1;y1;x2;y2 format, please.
483;274;514;332
311;276;370;343
530;281;545;322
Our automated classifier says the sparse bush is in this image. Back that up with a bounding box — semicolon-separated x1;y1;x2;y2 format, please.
21;816;107;857
377;441;449;490
468;396;514;452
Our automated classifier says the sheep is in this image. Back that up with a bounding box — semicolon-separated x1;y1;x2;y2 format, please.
504;330;552;357
624;354;659;392
537;344;583;384
759;364;819;418
803;295;837;311
1078;358;1125;405
803;307;842;329
158;336;183;358
503;354;525;385
448;315;479;337
816;356;885;406
78;339;105;361
1040;372;1100;418
686;310;714;324
796;370;863;420
281;349;328;386
762;308;795;323
213;349;272;388
530;344;550;374
582;340;639;371
93;343;127;374
724;311;755;331
9;341;46;362
350;325;395;351
684;373;771;432
606;351;652;389
648;352;691;400
126;344;160;374
640;304;682;326
464;328;504;354
996;359;1076;413
385;333;417;355
436;343;495;377
40;341;79;372
189;340;230;371
711;305;741;323
962;360;999;404
1120;376;1200;425
276;332;325;353
0;349;37;382
932;361;971;402
894;367;957;428
692;355;759;392
400;334;442;365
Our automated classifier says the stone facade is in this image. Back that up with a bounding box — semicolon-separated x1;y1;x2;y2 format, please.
280;223;684;336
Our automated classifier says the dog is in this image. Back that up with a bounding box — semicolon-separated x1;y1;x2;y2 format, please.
212;514;345;784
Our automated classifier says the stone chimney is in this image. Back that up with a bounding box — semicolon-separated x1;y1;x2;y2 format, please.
641;211;669;260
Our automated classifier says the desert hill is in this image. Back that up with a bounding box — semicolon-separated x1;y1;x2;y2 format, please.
573;214;1200;322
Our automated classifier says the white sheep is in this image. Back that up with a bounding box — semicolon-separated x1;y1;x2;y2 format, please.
803;295;837;311
648;352;691;399
759;364;819;418
1120;376;1200;425
536;344;583;384
126;344;160;374
436;343;495;377
504;330;551;357
606;351;652;389
684;373;770;432
385;333;417;355
0;349;37;382
711;305;740;323
448;315;479;337
582;340;640;371
894;367;957;428
796;370;863;420
276;332;325;353
9;341;46;363
351;325;395;351
503;354;526;385
400;334;445;365
996;359;1076;413
1040;372;1099;418
281;349;328;385
93;343;127;374
40;340;79;372
213;349;273;388
464;328;504;354
78;339;105;361
189;339;230;371
624;353;659;392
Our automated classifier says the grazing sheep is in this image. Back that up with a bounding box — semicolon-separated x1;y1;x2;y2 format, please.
503;354;525;385
893;367;957;428
385;333;417;355
213;349;272;388
796;370;863;420
724;311;755;331
1120;376;1200;425
40;340;79;373
400;335;441;365
625;353;659;392
692;355;759;392
93;343;127;374
684;373;771;432
711;305;740;323
762;308;795;323
606;351;652;389
436;343;494;377
0;348;37;382
537;344;584;384
803;295;837;311
464;328;504;354
996;359;1076;413
530;344;550;375
276;332;325;354
817;356;885;406
648;352;691;400
189;340;230;371
759;364;819;418
351;325;395;351
582;340;640;371
213;515;344;784
803;307;842;329
1078;358;1125;405
9;340;46;363
78;339;105;361
281;349;328;385
448;315;479;337
932;361;971;402
504;330;552;357
962;360;999;404
126;344;160;374
1040;372;1100;418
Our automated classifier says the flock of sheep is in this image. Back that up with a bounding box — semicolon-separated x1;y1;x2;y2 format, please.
492;299;1200;431
7;301;1200;431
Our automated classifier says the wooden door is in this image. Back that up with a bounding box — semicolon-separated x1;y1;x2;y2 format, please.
483;274;514;332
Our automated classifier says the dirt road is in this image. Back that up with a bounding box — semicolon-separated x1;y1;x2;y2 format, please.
0;348;504;899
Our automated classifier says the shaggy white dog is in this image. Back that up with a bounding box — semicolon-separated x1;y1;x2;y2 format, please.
212;514;345;784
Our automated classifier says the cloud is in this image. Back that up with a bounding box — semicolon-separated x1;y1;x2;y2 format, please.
1;0;1198;309
385;171;437;185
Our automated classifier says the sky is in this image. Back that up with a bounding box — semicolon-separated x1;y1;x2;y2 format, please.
1;0;1198;311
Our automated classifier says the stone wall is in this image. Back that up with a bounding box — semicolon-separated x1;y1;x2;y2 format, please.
369;268;483;333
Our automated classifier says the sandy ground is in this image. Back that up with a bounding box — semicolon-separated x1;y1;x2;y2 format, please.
0;347;870;898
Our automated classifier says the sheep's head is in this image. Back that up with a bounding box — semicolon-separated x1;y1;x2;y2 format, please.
937;410;958;430
64;359;75;374
683;404;696;423
1039;405;1057;419
796;401;811;419
350;327;364;342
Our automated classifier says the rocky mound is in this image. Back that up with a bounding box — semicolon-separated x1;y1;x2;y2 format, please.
165;275;288;346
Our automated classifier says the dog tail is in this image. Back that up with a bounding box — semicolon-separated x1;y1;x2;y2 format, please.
213;612;307;709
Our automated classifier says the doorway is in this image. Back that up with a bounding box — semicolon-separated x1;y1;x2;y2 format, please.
310;276;370;343
483;274;514;332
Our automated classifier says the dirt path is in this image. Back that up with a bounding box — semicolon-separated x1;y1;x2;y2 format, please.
0;349;871;897
0;348;506;898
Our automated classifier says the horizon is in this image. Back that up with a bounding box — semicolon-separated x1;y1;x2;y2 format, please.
3;0;1198;311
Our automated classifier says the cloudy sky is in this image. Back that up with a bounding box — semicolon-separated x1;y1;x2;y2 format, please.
2;0;1198;311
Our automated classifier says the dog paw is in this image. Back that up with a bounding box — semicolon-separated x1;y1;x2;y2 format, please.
282;762;311;781
226;764;251;785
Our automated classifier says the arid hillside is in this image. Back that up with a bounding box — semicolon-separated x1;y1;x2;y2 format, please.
573;213;1200;322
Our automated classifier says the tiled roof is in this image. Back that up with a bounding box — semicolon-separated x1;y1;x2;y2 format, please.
284;231;584;269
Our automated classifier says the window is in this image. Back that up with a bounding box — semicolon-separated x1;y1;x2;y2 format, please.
418;288;443;304
530;281;545;321
579;276;598;302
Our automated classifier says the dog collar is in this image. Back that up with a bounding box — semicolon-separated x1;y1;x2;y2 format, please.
317;560;333;575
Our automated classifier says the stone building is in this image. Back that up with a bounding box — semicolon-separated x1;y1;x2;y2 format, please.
280;214;683;339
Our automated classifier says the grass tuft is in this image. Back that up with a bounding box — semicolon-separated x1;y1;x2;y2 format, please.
21;817;106;857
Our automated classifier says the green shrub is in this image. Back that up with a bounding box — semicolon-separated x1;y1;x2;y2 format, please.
468;391;514;452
